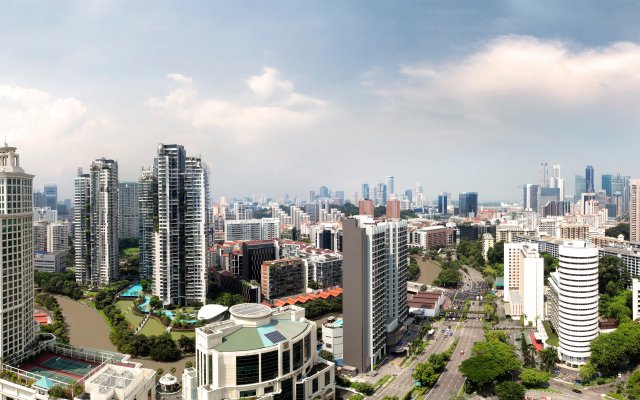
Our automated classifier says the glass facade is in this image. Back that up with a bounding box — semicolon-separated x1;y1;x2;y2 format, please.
236;354;259;385
261;350;279;381
293;340;303;370
282;348;290;374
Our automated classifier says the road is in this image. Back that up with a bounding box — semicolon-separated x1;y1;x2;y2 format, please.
373;268;486;399
424;302;484;400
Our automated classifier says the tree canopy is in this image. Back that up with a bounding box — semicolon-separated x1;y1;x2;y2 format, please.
459;337;521;388
519;368;551;388
486;241;505;265
599;255;631;296
590;321;640;375
605;223;630;241
495;381;526;400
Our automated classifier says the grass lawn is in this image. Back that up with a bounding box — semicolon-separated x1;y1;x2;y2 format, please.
115;300;144;327
122;247;140;258
139;317;167;336
170;331;195;341
542;321;559;347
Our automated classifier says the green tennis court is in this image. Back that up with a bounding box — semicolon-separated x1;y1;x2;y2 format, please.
40;356;95;377
25;366;77;384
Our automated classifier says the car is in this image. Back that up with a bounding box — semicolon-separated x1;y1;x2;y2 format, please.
450;332;454;337
460;350;464;355
618;373;623;378
572;388;582;394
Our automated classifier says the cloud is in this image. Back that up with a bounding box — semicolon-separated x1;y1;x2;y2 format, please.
377;36;640;122
149;67;330;140
0;83;124;188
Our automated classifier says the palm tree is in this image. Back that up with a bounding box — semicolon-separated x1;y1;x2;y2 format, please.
540;347;558;373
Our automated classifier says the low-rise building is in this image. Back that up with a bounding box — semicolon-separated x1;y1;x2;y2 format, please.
34;251;66;273
415;226;452;250
182;304;335;400
322;318;344;365
261;258;307;301
407;291;445;318
496;225;537;243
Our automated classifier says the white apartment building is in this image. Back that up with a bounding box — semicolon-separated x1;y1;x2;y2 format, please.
224;218;280;241
46;221;69;252
182;304;335;400
547;241;599;366
633;278;640;322
0;143;36;361
503;243;544;327
631;179;640;243
33;221;48;252
138;168;157;280
482;233;495;261
34;251;66;273
118;181;140;238
598;246;640;278
33;207;57;223
153;144;211;305
305;252;343;289
496;224;537;243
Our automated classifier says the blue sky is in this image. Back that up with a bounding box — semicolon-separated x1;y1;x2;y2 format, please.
2;1;640;202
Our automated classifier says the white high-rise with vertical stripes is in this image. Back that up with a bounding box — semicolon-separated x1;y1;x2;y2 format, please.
0;143;36;361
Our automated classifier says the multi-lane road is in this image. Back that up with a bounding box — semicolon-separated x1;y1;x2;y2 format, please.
425;302;484;400
372;268;486;399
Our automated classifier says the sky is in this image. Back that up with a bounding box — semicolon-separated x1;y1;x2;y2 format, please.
2;1;640;202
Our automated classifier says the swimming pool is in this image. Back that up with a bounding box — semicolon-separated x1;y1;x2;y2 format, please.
120;283;143;298
137;296;197;323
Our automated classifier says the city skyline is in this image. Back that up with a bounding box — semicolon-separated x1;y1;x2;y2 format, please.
2;2;640;200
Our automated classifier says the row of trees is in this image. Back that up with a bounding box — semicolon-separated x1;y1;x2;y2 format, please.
408;257;421;281
35;271;84;300
300;296;342;319
103;303;183;361
94;280;131;309
412;338;458;388
35;293;69;343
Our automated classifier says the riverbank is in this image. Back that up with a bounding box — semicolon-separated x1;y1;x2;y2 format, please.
55;295;194;377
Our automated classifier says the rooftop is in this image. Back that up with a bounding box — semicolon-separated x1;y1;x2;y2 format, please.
214;319;308;352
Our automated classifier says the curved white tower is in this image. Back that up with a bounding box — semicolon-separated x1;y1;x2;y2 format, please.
551;241;599;365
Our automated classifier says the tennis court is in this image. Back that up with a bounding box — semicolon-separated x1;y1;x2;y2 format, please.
41;355;96;377
20;353;99;385
23;366;77;384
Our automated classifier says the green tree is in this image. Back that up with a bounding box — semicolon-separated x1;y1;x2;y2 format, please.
495;381;526;400
459;339;521;388
539;347;558;373
605;223;630;241
598;255;631;295
626;369;640;399
413;362;440;388
541;254;559;281
519;368;551;388
374;206;386;218
485;331;509;343
578;362;597;382
487;241;505;265
185;361;194;369
319;349;334;361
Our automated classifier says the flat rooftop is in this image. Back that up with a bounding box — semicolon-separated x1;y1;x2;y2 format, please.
215;319;308;352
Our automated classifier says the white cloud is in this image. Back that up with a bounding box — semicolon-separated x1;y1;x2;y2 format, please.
0;84;124;189
378;36;640;121
149;67;330;140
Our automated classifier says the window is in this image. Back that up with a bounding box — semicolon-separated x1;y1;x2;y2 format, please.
240;390;257;398
282;349;290;374
261;350;279;381
312;378;318;393
304;333;311;361
236;354;259;385
293;340;303;370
